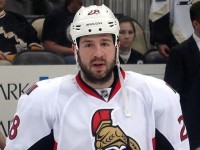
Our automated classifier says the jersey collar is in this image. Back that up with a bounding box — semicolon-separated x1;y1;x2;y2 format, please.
75;67;125;102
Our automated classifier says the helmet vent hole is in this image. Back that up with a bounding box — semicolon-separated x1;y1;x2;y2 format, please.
108;21;114;27
88;29;92;32
99;28;102;31
75;25;81;30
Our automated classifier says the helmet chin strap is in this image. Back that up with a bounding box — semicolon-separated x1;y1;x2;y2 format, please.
116;45;131;117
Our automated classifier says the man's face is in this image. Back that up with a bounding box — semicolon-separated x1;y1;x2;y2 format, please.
77;34;117;84
0;0;6;11
193;20;200;37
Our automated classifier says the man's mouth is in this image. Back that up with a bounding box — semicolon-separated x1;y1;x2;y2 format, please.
92;62;105;69
93;63;104;66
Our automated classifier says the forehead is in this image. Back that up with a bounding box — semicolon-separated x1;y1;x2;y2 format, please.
120;22;133;29
80;34;113;42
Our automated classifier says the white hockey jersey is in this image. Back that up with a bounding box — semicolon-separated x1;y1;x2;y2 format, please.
5;69;189;150
149;0;194;44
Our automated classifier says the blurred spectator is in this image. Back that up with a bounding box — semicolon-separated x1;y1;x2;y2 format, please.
118;15;144;64
0;0;42;56
164;1;200;149
32;0;49;15
149;0;194;60
42;0;83;64
0;131;5;150
5;0;33;15
32;0;65;15
5;0;50;15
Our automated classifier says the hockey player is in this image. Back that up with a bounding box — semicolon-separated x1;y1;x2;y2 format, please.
149;0;198;60
5;4;189;150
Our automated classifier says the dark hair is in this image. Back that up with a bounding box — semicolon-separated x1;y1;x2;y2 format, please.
65;0;71;7
190;1;200;22
117;15;136;35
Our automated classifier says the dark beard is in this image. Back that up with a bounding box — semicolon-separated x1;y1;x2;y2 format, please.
78;54;116;85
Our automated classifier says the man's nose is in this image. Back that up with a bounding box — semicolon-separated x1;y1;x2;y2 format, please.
94;45;103;56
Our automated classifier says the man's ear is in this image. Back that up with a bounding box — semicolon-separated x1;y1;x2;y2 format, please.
72;44;79;63
72;44;77;54
118;41;120;48
192;20;199;29
116;41;120;49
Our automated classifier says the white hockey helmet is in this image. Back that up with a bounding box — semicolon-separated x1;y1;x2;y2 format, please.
70;4;120;48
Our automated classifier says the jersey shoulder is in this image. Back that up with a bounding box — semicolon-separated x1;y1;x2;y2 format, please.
125;71;179;106
125;71;165;88
25;75;75;97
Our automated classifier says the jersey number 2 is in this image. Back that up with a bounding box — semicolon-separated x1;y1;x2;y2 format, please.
178;115;188;141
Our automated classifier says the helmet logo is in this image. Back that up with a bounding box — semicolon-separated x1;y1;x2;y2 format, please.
88;9;100;15
86;22;102;27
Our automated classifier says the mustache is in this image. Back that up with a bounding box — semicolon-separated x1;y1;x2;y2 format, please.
90;56;106;63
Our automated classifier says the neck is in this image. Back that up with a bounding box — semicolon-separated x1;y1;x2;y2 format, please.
119;49;131;54
194;30;200;39
119;47;131;52
80;72;114;89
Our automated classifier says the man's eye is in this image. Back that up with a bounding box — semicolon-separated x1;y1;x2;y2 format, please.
85;44;92;47
101;43;109;46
